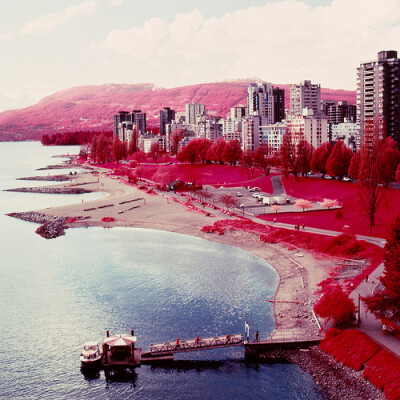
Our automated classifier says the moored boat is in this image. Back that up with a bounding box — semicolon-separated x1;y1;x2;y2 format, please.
80;341;102;367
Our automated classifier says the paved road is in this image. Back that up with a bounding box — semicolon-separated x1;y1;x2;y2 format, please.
271;175;287;196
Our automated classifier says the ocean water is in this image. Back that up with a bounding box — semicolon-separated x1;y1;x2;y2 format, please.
0;142;323;399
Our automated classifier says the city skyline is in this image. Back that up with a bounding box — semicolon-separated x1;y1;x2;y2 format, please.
0;0;399;113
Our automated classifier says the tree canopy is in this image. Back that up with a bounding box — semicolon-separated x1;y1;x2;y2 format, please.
326;141;353;180
363;214;400;321
310;141;332;176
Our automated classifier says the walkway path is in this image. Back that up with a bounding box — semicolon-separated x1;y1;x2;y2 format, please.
350;263;400;358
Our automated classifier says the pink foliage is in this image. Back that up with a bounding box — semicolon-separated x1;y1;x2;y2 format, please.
261;175;400;239
363;350;400;399
320;329;380;371
271;205;281;213
320;198;339;209
294;198;313;211
314;283;356;325
201;225;225;235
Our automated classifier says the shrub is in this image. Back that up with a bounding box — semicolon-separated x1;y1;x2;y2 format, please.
101;217;115;222
363;350;400;399
320;329;380;371
314;283;356;325
201;225;225;235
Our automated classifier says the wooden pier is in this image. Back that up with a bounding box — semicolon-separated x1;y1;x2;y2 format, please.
83;329;322;369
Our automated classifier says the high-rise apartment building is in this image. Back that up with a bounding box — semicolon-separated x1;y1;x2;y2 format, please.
247;82;285;124
357;50;400;148
185;103;205;125
287;109;328;149
290;80;321;118
159;107;175;135
247;83;275;123
132;110;147;136
113;110;147;138
113;111;131;135
230;105;247;120
273;87;285;122
326;101;356;125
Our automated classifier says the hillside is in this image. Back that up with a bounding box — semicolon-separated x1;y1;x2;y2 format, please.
0;81;356;141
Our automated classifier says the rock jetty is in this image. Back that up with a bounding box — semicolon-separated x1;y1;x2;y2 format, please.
260;347;385;400
6;211;67;239
5;187;91;194
17;175;71;182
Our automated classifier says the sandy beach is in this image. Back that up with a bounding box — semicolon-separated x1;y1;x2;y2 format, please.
29;166;330;335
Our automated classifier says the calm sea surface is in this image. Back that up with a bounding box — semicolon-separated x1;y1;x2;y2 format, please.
0;142;323;399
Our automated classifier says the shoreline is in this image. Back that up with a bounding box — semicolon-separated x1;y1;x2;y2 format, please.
6;166;384;399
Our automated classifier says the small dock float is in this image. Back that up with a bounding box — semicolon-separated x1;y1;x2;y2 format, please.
100;330;141;368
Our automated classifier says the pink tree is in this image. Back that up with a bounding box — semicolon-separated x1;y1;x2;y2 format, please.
314;283;356;326
271;205;281;214
152;165;177;187
320;198;339;209
295;198;313;212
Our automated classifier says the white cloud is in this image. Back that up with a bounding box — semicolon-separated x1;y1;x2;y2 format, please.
109;0;124;6
20;0;97;35
91;0;400;89
0;32;15;42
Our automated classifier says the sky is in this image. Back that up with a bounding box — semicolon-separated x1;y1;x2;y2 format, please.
0;0;399;112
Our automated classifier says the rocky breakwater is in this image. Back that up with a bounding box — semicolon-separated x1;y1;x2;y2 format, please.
5;187;91;194
259;347;385;400
17;175;71;182
6;211;68;239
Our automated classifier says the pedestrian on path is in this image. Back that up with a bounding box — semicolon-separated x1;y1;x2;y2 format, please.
366;274;369;282
255;331;259;342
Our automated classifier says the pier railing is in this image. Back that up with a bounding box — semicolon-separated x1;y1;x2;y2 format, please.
150;334;243;354
253;329;322;345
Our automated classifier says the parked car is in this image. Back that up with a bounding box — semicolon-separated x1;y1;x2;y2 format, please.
236;192;243;197
343;176;352;182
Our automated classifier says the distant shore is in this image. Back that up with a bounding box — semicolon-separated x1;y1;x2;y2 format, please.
7;164;384;399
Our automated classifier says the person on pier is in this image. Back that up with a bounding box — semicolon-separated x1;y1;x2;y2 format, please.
245;321;250;343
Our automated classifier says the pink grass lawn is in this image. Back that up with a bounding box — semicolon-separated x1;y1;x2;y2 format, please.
94;161;400;238
259;176;400;239
140;163;275;192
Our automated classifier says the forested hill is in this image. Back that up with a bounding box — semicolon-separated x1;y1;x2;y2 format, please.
0;81;356;141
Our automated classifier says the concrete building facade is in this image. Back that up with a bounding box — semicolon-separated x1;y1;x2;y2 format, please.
290;80;321;118
357;50;400;148
287;109;328;149
159;107;176;135
185;103;205;125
